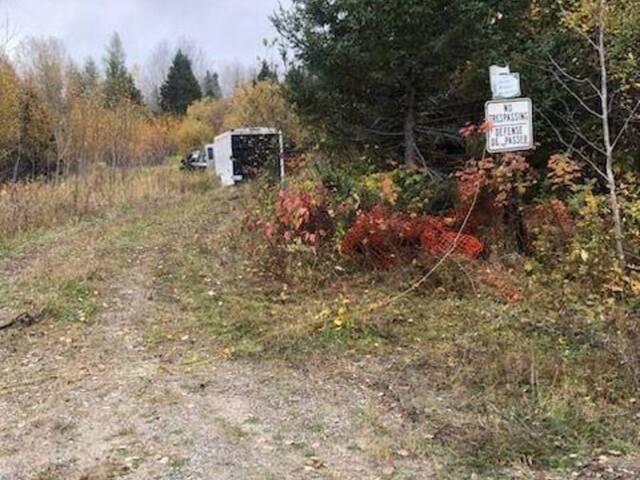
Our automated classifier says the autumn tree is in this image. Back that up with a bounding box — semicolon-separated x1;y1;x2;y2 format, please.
17;36;70;177
536;0;640;269
187;97;230;137
160;50;202;115
171;118;211;155
13;81;54;180
0;60;21;181
224;80;308;147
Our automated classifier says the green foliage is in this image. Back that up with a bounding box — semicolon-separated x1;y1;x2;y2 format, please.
392;168;455;215
80;57;101;94
160;50;203;115
202;70;222;99
256;59;278;83
103;33;143;108
314;158;454;216
273;0;483;164
527;177;640;299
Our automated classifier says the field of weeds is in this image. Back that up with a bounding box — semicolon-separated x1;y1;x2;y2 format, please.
0;164;214;240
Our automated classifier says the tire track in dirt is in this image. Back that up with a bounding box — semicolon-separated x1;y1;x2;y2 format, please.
0;194;439;480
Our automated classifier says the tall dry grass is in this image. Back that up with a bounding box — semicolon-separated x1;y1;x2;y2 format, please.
0;165;214;239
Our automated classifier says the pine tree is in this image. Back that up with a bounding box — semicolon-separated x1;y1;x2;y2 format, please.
82;57;100;92
202;70;222;99
160;50;202;115
103;32;143;107
273;0;484;166
256;59;278;83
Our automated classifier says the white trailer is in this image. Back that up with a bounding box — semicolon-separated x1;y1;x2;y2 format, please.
211;128;284;186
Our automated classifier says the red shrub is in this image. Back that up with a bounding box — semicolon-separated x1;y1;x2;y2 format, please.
247;187;334;250
455;171;502;235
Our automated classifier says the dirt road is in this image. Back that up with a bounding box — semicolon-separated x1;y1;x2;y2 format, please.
2;186;638;480
0;191;437;480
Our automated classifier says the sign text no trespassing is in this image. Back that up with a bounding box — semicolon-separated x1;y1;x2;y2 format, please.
485;98;534;154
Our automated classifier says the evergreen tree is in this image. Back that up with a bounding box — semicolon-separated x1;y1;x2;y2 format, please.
202;70;222;99
160;50;202;115
103;32;143;107
81;57;100;92
256;59;278;83
273;1;487;166
65;61;84;98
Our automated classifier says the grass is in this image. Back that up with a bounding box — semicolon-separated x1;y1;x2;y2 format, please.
41;279;100;323
2;167;638;478
0;164;213;239
144;180;640;476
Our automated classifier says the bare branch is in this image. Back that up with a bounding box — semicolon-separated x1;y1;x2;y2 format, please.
538;109;608;181
415;125;461;141
551;69;603;118
362;127;404;137
413;144;443;181
612;100;640;150
547;54;600;95
541;104;608;155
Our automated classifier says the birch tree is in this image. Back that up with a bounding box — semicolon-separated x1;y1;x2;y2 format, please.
17;37;70;178
542;0;639;270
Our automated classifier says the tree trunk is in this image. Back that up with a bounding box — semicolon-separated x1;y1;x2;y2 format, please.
597;0;626;269
403;85;418;167
12;144;21;183
606;168;626;268
12;158;20;183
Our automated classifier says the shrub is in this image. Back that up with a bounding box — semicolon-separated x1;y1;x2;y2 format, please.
392;168;455;215
315;159;456;218
340;207;424;268
247;182;334;252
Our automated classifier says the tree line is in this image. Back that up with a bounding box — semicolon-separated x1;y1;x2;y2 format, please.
0;32;246;183
274;0;639;168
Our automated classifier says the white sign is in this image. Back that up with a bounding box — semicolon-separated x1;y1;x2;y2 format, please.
490;65;521;99
485;98;534;153
494;73;521;99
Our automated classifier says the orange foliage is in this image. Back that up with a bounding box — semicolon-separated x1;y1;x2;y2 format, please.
247;187;334;250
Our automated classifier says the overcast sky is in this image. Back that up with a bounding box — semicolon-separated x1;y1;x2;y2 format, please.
1;0;290;70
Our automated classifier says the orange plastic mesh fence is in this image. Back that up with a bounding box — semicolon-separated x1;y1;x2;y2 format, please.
341;208;484;268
